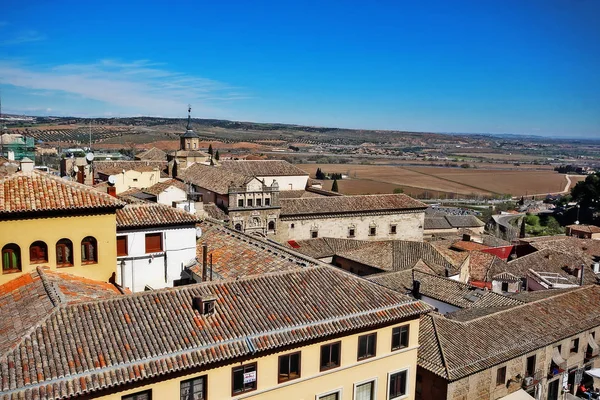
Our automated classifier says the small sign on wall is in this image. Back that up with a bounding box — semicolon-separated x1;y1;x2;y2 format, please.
243;371;256;384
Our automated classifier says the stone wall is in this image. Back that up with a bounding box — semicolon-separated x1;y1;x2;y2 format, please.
277;211;424;242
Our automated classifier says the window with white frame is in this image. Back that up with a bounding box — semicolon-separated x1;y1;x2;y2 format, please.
388;369;408;399
354;379;376;400
317;389;341;400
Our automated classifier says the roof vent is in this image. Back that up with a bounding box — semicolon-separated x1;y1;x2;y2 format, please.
193;295;217;316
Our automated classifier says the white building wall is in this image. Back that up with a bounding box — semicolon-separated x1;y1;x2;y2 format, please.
258;175;308;191
279;211;424;242
156;186;187;206
117;225;197;293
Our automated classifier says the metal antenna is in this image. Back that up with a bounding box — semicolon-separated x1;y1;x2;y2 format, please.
89;120;92;151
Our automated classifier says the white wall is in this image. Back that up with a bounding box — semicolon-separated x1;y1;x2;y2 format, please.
117;225;197;292
420;295;461;315
259;175;308;191
156;186;187;206
279;211;424;242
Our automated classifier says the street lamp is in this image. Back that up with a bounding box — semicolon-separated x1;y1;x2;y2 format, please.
575;204;580;225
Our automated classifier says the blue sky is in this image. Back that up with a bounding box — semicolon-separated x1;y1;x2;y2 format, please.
1;0;599;138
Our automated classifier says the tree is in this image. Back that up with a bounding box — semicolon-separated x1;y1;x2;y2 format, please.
571;172;600;208
215;150;220;161
393;188;404;194
208;144;213;156
331;179;339;192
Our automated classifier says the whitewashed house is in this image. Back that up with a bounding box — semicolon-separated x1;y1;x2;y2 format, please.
116;203;199;292
141;178;188;206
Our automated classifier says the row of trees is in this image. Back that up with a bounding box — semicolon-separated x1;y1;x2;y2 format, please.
315;168;343;180
207;144;220;160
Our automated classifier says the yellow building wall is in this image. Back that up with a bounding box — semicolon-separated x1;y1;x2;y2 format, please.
0;213;117;285
96;319;420;400
113;170;160;194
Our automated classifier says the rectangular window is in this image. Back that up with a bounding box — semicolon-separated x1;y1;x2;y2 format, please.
180;376;206;400
238;199;244;207
392;325;409;350
369;227;377;236
348;228;355;238
318;392;340;400
496;366;506;386
232;363;257;395
256;198;262;207
571;338;580;354
278;352;301;383
526;355;536;377
247;199;253;207
117;236;128;256
389;370;408;399
311;230;318;239
390;225;397;234
320;341;341;371
265;198;270;206
501;281;509;292
145;233;163;253
122;390;152;400
355;381;375;400
358;333;377;360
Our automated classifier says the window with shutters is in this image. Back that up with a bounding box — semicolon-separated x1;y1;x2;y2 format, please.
122;389;152;400
388;369;408;399
81;236;97;264
180;376;206;400
357;333;377;360
278;352;301;383
2;244;21;273
355;380;375;400
29;241;48;264
320;341;341;371
232;363;257;395
117;236;128;256
392;325;409;351
145;233;163;253
56;239;73;267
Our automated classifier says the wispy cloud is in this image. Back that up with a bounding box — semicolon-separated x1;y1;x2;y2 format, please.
0;59;251;117
0;30;46;45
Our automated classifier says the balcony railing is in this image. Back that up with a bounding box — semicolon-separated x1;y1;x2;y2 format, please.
548;364;566;379
522;370;543;389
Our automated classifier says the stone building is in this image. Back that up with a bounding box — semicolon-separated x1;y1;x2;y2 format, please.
277;194;428;242
167;107;211;170
417;286;600;400
566;224;600;239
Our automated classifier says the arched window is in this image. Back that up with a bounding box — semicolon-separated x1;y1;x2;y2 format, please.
234;223;242;231
56;239;73;267
81;237;97;264
268;221;276;231
29;241;48;264
2;244;21;273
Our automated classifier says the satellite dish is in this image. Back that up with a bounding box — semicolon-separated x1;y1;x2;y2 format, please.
73;165;79;173
196;227;203;238
86;152;95;162
108;175;116;185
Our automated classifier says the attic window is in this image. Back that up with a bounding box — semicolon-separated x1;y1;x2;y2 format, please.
193;296;217;316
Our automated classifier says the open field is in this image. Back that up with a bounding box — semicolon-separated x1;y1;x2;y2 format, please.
298;164;585;198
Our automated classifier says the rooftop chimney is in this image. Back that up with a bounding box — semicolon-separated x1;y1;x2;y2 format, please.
412;280;421;299
202;244;208;282
462;233;471;242
19;157;34;172
193;295;216;315
107;186;117;197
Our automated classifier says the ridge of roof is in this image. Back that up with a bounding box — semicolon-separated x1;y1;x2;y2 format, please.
116;202;200;229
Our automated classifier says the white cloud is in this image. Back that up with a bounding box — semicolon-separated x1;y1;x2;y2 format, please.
0;60;250;117
0;30;46;45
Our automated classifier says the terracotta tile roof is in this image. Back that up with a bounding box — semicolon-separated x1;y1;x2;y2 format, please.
428;231;512;247
468;251;509;282
451;240;491;252
280;194;427;217
94;160;167;176
282;237;372;259
191;219;315;279
0;171;124;215
0;266;430;399
526;236;600;264
424;217;452;230
219;160;309;177
202;203;229;221
567;224;600;234
445;215;485;228
418;286;600;381
0;267;123;356
507;248;597;285
367;270;524;310
335;240;459;276
142;178;187;195
135;147;167;161
168;150;210;157
116;203;199;229
279;189;325;199
178;163;251;195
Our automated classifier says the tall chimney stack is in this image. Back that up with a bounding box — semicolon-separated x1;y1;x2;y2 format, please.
202;244;208;282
